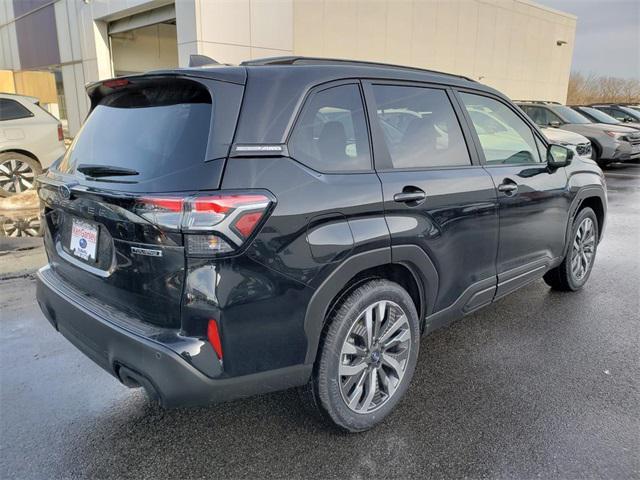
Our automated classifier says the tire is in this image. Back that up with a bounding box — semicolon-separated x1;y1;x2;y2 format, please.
301;279;420;432
543;207;599;291
0;152;41;197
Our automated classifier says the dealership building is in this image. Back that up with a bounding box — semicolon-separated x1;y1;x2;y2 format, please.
0;0;576;137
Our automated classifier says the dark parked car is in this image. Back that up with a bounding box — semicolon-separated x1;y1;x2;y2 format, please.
516;101;640;166
571;105;640;130
591;104;640;125
35;57;607;432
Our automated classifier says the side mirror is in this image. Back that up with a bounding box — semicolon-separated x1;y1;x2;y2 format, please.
547;144;574;168
549;120;561;128
623;117;632;123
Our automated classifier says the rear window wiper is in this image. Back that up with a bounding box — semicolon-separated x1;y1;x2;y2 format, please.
77;164;139;178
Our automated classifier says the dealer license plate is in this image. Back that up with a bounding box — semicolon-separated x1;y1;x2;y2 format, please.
69;218;99;262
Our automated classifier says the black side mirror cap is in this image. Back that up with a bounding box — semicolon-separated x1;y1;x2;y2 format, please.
547;144;574;168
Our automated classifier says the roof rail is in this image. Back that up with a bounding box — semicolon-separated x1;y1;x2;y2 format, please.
513;100;562;105
240;56;476;82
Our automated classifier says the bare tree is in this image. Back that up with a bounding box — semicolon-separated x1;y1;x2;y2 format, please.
567;72;640;104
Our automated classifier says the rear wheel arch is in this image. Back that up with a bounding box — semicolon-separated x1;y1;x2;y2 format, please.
303;246;438;365
0;149;40;164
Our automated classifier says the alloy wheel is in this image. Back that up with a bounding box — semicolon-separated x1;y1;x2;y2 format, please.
338;300;412;414
571;217;596;281
0;159;36;194
1;215;41;237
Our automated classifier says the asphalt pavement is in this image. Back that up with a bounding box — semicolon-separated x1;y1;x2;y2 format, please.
1;165;639;479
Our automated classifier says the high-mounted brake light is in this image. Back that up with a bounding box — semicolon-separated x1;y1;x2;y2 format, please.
102;78;130;89
136;192;273;256
57;124;64;142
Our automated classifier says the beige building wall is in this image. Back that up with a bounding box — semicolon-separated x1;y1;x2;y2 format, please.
1;0;576;136
293;0;576;103
176;0;294;66
111;23;179;75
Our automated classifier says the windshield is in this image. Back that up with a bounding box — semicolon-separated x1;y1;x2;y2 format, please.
554;106;591;124
579;106;619;124
58;80;212;190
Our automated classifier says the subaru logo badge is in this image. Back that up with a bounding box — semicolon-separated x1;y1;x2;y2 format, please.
58;184;71;200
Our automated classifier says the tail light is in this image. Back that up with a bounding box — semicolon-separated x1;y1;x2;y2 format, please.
136;192;273;256
57;124;64;141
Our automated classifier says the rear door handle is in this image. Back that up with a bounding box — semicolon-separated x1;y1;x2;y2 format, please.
498;180;518;195
393;189;427;204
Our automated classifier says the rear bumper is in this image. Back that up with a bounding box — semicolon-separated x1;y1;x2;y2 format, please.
36;265;312;408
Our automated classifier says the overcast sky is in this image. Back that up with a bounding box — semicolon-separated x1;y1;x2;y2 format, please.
535;0;640;79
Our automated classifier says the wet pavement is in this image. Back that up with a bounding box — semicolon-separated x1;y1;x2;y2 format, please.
1;165;639;479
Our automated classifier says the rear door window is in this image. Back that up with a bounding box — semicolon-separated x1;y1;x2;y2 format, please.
58;80;212;189
289;84;371;172
370;85;471;169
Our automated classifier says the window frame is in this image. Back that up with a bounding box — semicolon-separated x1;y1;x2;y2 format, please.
361;79;481;172
451;88;550;168
0;98;35;121
285;79;374;174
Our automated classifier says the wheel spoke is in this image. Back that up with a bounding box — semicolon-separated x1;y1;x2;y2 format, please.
379;314;407;345
374;301;385;340
573;239;580;252
341;341;367;357
339;360;367;377
346;371;367;410
382;328;411;350
364;306;374;349
342;368;366;396
381;352;403;379
358;369;377;412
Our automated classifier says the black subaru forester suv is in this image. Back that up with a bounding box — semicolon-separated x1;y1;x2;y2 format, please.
36;57;607;432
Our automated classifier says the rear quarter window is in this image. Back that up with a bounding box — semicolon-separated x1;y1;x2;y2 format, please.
0;99;34;121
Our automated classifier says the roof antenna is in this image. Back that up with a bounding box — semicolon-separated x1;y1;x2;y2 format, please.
189;54;219;68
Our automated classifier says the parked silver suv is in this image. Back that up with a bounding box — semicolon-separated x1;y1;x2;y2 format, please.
0;93;66;196
516;101;640;166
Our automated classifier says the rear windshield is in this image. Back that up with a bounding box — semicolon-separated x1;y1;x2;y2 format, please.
58;80;212;189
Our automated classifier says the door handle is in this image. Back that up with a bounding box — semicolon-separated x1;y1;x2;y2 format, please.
393;189;427;204
498;180;518;195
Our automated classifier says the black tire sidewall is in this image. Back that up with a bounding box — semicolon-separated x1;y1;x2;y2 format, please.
315;279;420;432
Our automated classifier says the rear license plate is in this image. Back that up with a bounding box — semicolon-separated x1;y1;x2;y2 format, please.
70;219;99;262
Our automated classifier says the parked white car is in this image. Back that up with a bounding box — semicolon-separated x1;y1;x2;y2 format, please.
0;93;66;196
540;126;592;160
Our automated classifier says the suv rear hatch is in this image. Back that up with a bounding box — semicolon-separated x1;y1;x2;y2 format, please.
37;74;245;328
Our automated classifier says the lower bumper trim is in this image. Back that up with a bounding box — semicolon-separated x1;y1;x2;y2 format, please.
36;265;312;407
